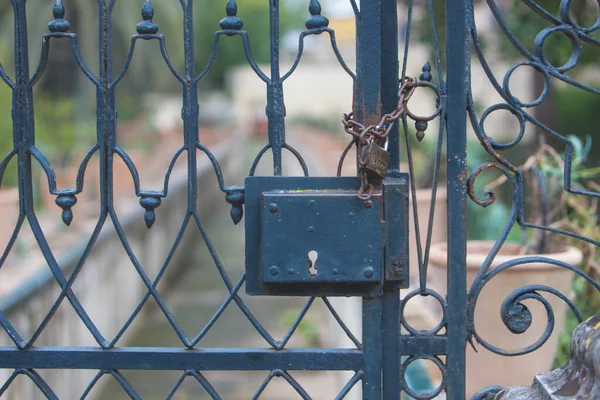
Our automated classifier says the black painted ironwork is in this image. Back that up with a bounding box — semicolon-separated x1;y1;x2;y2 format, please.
0;0;599;398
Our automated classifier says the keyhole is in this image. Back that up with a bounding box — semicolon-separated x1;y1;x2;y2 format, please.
308;250;319;277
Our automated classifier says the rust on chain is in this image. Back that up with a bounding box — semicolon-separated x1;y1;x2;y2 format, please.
340;77;417;200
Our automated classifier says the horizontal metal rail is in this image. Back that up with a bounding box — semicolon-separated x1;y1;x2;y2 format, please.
0;336;447;370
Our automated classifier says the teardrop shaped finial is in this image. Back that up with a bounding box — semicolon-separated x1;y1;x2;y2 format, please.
306;0;329;30
136;0;159;35
415;120;427;142
419;61;432;82
56;194;77;226
140;196;162;229
220;0;244;31
48;0;71;33
225;186;245;225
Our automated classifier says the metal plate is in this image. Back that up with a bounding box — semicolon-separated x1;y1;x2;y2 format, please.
260;190;383;284
245;176;384;296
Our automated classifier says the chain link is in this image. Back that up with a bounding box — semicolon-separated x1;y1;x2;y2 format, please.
341;77;417;200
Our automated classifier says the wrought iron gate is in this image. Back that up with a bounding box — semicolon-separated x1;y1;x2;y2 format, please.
1;0;599;398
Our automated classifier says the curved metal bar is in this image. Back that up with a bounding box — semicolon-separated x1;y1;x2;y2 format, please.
29;146;76;196
29;33;100;89
200;31;269;84
0;369;58;399
400;288;447;336
111;35;184;89
166;370;223;400
467;163;521;281
113;146;142;196
278;298;315;349
469;279;595;356
0;149;16;187
69;34;100;86
322;297;362;349
108;213;191;348
29;34;59;89
482;1;600;94
0;63;15;89
111;36;141;88
349;0;360;17
522;0;562;25
249;144;272;177
109;208;194;348
106;370;142;399
336;371;363;399
400;355;446;400
160;146;185;197
281;29;356;82
0;212;24;270
196;142;227;192
282;143;310;176
336;139;355;177
427;0;444;84
73;144;99;194
23;211;109;349
194;32;221;84
191;211;278;348
253;370;312;400
158;36;185;84
485;0;538;60
189;275;247;348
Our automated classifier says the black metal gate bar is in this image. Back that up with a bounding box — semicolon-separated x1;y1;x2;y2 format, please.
445;0;469;397
380;0;402;397
355;0;387;396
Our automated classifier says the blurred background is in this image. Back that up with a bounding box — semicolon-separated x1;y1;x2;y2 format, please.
0;0;598;399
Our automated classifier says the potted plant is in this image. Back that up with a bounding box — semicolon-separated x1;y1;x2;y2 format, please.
428;136;596;396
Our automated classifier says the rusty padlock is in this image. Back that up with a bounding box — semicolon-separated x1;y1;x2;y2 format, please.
361;140;390;179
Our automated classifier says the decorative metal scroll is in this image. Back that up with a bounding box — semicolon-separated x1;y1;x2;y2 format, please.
466;0;600;354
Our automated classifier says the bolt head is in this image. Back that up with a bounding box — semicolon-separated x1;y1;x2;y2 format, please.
363;266;375;279
268;203;278;213
363;200;374;209
269;266;280;276
307;226;314;233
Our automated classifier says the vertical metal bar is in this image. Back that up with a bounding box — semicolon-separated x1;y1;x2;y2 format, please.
97;1;115;211
362;298;383;399
355;1;385;397
355;0;382;128
12;0;34;214
381;0;400;172
183;0;199;207
267;0;284;176
445;0;468;397
382;290;400;399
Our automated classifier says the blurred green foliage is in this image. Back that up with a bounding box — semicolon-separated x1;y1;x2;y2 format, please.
280;310;320;347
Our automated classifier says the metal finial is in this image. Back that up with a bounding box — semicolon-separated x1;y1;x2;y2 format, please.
48;0;71;33
56;195;77;226
225;186;245;225
220;0;244;31
419;61;432;82
136;0;159;35
306;0;329;30
140;196;162;229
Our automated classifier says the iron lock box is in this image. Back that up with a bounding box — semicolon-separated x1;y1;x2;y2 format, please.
245;176;409;296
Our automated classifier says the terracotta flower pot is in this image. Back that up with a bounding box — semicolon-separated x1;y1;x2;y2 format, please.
428;241;583;396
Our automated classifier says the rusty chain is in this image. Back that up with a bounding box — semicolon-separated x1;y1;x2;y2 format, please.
341;77;417;200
